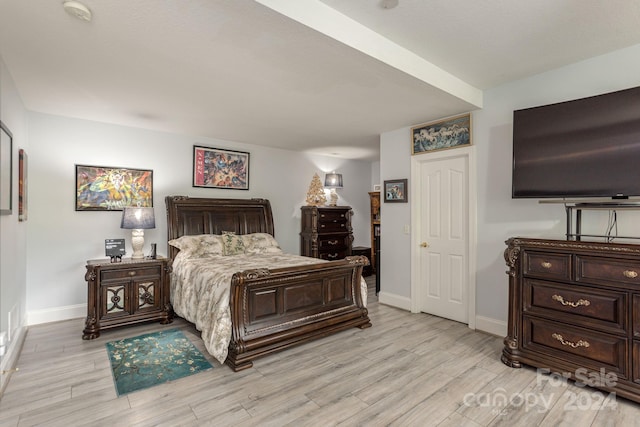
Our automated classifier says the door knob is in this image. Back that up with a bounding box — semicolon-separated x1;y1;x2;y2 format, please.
420;242;429;248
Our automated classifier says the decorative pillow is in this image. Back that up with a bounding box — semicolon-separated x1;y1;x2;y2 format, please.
242;233;283;255
168;234;224;258
221;231;246;256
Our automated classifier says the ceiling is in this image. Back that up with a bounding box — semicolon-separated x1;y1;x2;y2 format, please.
1;0;640;161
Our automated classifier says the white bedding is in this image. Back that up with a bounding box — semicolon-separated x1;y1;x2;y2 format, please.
170;251;368;364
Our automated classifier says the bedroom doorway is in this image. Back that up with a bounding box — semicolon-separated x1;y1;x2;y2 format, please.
410;146;476;327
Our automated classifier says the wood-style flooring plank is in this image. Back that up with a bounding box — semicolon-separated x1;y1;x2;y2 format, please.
2;279;640;426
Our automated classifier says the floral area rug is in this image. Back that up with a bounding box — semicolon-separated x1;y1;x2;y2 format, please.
105;329;213;396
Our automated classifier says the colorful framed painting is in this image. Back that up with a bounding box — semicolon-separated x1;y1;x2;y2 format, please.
412;113;472;155
19;148;27;221
384;179;408;203
0;121;12;215
193;145;250;190
75;165;153;211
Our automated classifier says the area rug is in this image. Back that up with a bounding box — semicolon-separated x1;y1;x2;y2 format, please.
105;329;213;396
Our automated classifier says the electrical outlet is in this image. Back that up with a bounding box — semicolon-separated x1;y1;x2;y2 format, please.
403;224;410;234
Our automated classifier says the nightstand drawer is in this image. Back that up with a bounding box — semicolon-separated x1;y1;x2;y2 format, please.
576;255;640;287
101;265;161;281
524;279;626;333
523;251;571;281
523;316;627;377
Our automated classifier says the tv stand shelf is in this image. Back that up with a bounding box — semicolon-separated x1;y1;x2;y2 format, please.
539;200;640;241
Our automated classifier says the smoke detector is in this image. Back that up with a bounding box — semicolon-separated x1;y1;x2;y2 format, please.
63;1;92;22
380;0;399;9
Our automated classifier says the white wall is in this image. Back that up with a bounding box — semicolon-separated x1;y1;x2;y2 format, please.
25;112;373;323
0;56;28;391
379;43;640;331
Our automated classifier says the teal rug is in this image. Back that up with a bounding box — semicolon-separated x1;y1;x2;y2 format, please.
105;329;213;396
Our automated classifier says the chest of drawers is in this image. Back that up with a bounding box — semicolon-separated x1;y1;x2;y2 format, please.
300;206;353;260
503;237;640;403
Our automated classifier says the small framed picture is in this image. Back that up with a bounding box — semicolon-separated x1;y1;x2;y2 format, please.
384;179;408;203
193;145;250;190
373;184;381;191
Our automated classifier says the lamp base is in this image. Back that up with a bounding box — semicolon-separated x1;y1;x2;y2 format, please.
130;229;145;259
328;189;339;207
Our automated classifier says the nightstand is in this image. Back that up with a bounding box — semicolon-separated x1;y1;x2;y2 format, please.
82;257;173;339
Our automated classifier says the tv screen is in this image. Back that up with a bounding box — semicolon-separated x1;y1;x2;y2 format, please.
512;86;640;199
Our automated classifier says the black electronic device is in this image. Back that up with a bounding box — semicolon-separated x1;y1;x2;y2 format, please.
512;85;640;199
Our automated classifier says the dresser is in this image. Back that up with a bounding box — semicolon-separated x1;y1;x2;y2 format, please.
503;237;640;403
300;206;353;260
82;257;173;339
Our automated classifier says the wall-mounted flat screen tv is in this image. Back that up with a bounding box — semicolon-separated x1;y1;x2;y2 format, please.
512;86;640;199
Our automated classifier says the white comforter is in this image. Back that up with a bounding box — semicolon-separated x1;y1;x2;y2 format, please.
171;252;368;364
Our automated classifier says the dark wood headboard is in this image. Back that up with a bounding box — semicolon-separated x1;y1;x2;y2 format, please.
165;196;275;260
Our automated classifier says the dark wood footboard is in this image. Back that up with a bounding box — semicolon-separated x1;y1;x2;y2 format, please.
226;255;371;371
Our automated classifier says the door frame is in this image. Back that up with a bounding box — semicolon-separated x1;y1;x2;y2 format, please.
410;145;477;329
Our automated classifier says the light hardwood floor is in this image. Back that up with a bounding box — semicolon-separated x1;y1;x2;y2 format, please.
2;280;640;426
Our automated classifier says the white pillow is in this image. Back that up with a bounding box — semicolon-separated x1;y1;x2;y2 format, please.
242;233;283;255
168;234;224;258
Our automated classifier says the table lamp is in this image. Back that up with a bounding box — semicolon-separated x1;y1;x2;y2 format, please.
121;207;155;259
324;172;343;206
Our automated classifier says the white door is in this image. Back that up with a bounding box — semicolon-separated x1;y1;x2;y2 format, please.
418;154;469;323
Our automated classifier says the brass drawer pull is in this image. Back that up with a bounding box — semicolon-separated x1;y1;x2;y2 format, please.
128;271;137;277
327;240;339;245
623;270;638;279
552;333;590;349
541;261;552;269
327;253;338;259
552;294;590;308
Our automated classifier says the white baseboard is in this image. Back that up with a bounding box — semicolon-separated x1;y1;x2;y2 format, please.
27;304;86;326
377;292;411;311
475;315;507;337
0;325;27;396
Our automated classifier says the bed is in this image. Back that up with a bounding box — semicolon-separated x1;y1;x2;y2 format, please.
165;196;371;371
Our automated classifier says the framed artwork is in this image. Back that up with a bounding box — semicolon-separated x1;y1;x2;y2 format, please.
384;179;408;203
373;184;381;192
193;145;250;190
19;148;27;221
412;113;471;155
0;120;12;215
75;165;153;211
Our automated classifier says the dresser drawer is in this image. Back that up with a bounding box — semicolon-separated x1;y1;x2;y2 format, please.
523;251;571;281
318;219;348;232
101;265;161;281
318;234;350;250
318;249;350;261
523;316;628;377
524;279;626;334
576;255;640;288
